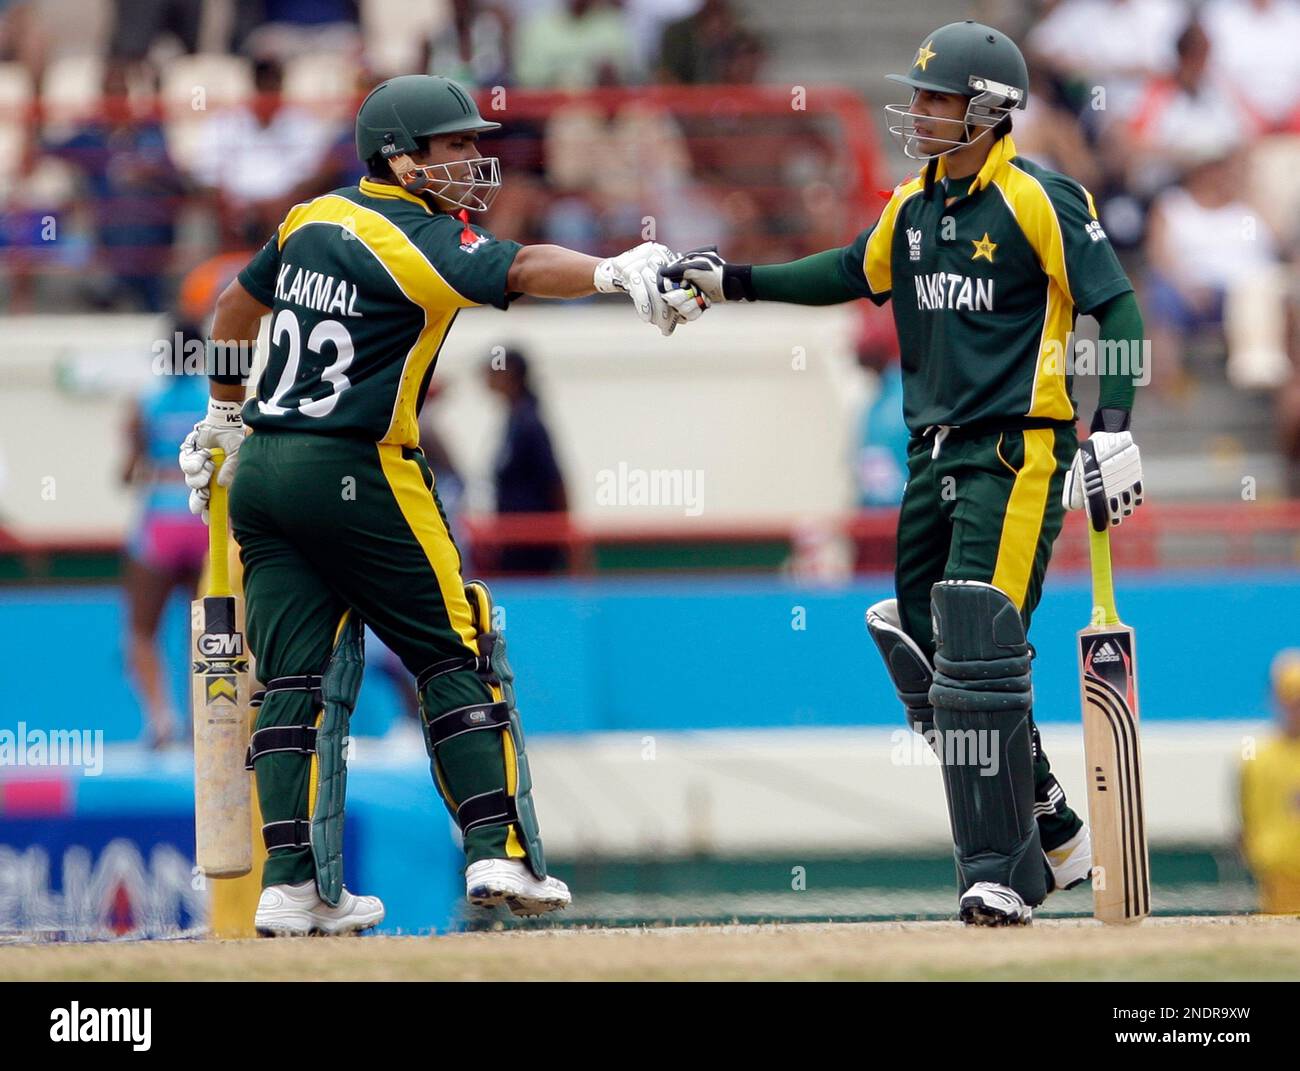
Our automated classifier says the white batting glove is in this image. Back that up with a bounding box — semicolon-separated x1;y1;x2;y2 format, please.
595;242;708;336
593;240;665;294
179;397;245;524
1063;431;1144;530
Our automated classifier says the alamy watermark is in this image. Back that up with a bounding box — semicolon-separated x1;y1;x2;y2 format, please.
151;334;257;379
1042;333;1151;387
0;724;104;776
891;727;1001;776
595;463;704;517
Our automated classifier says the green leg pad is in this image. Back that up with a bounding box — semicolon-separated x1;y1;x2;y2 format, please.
312;613;365;908
419;581;548;880
928;581;1046;906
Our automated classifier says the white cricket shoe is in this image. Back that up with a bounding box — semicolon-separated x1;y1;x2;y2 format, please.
466;858;571;917
254;880;385;937
1045;825;1093;892
959;881;1033;926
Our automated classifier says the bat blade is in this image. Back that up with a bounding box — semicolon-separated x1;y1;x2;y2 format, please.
192;591;252;878
1077;622;1150;923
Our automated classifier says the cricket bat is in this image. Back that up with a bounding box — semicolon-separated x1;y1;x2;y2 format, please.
1078;524;1150;924
191;448;253;877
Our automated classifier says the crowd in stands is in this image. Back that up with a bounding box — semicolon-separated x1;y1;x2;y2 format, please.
3;0;1300;490
0;0;808;314
1010;0;1300;490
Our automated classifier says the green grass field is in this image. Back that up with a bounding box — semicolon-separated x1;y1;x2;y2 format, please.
3;916;1298;981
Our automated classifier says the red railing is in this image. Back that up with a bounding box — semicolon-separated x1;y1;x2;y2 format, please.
3;502;1298;577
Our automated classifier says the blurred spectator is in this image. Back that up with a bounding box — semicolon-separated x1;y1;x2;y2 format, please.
720;29;764;85
852;307;908;509
482;347;569;575
122;317;210;748
47;60;186;310
1027;0;1187;124
1012;65;1102;190
1122;19;1251;198
624;0;699;73
0;0;39;72
0;145;83;311
1202;0;1300;132
514;0;635;89
1143;150;1284;393
426;0;513;89
192;57;338;246
1239;649;1300;913
109;0;200;61
232;0;361;58
659;0;761;85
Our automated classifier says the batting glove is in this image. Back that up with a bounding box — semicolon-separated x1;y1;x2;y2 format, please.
659;247;756;303
1063;425;1144;531
595;241;708;336
179;397;245;524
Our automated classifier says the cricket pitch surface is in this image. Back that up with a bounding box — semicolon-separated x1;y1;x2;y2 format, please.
3;915;1298;981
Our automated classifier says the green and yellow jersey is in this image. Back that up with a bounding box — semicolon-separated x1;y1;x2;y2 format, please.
237;177;521;447
840;135;1132;432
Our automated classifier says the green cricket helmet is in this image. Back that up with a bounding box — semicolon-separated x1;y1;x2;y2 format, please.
355;74;504;212
884;20;1028;161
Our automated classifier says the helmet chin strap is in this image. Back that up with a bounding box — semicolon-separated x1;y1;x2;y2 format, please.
389;153;433;194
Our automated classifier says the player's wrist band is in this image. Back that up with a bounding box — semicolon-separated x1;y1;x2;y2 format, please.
721;264;757;302
206;397;244;427
1091;407;1131;434
206;339;248;385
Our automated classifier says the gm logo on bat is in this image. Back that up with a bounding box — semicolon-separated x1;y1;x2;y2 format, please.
198;631;244;658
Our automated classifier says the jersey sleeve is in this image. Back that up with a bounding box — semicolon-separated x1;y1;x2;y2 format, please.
414;215;523;311
838;179;925;307
1042;175;1133;315
237;235;281;307
837;227;887;305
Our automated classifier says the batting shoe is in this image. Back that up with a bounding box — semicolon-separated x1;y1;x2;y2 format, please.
1045;825;1093;893
959;881;1033;926
466;858;572;917
254;880;385;937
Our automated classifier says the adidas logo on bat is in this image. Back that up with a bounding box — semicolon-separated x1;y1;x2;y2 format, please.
1092;641;1121;663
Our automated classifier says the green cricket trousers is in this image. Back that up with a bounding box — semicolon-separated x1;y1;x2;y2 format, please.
229;429;530;888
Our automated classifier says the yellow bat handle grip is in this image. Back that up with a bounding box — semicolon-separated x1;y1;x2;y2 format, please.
1088;524;1119;627
207;447;231;598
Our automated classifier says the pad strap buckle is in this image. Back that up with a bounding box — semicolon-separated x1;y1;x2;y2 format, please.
250;674;323;708
245;725;319;770
425;701;509;749
262;819;311;851
456;789;519;835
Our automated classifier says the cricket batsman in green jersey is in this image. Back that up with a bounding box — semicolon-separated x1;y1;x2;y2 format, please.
663;21;1148;925
177;75;705;935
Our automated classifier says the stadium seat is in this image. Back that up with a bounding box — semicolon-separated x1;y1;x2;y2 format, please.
40;55;105;142
159;54;253;177
1248;134;1300;251
31;0;113;62
283;52;360;120
360;0;451;76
